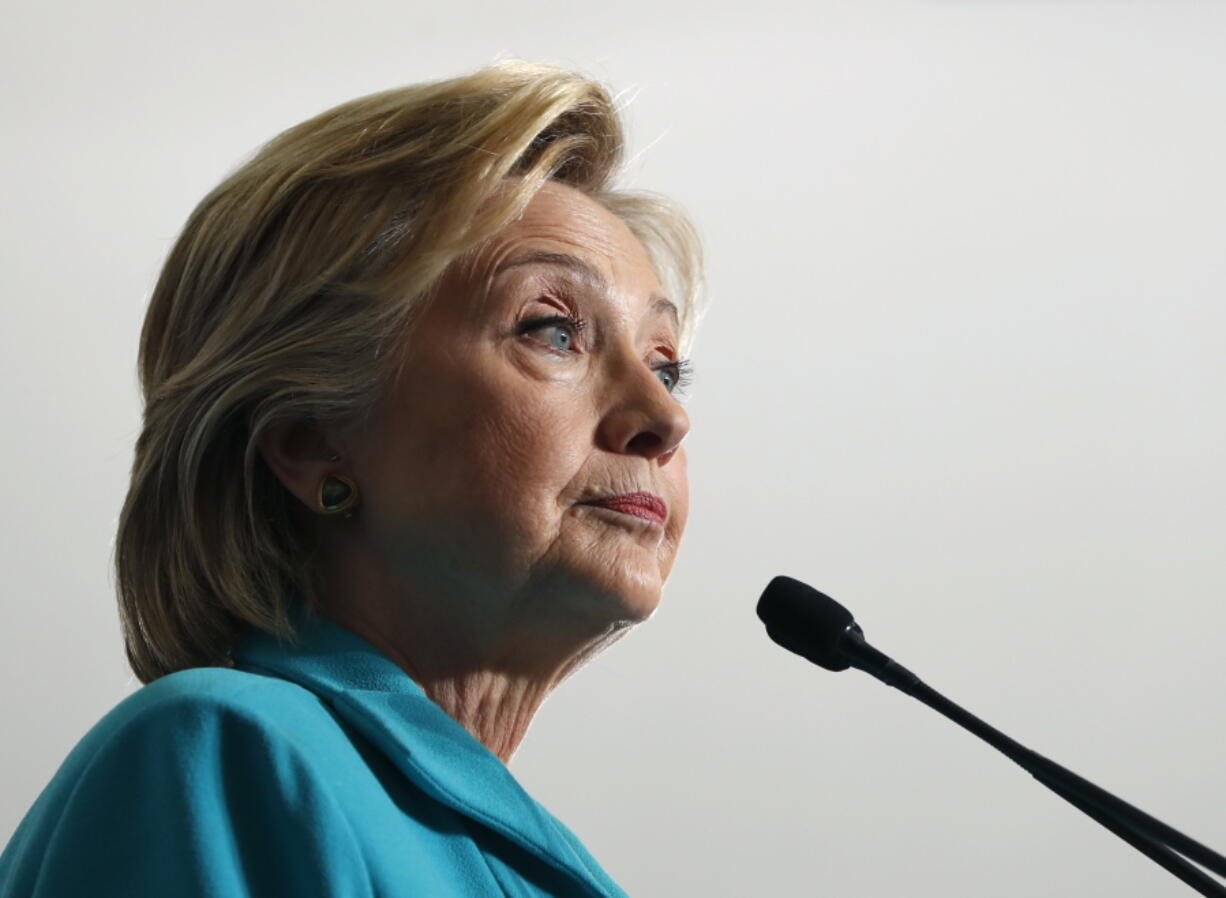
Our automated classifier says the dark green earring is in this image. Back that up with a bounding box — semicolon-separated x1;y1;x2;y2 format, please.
317;474;359;516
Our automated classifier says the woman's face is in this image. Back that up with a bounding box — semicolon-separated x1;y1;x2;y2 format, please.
341;182;691;647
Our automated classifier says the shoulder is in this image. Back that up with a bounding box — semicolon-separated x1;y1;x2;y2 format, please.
0;667;374;897
117;664;328;726
64;665;374;810
100;665;339;747
26;664;359;822
46;666;350;780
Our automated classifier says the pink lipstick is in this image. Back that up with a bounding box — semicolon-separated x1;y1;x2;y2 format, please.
582;491;667;526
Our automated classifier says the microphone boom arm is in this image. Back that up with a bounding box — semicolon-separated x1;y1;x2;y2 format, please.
845;624;1226;894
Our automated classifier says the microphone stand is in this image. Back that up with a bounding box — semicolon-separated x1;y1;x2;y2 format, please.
1040;768;1226;897
910;678;1226;896
855;630;1226;896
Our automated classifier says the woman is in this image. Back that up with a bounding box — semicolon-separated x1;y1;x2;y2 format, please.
0;61;703;897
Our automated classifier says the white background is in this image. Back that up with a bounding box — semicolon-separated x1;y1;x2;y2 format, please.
2;2;1224;896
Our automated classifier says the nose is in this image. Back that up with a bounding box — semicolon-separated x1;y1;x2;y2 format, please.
596;355;691;463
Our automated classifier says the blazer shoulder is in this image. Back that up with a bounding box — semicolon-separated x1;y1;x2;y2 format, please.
114;665;334;734
0;667;374;898
34;664;352;801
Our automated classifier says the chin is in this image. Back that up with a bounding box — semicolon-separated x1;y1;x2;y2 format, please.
612;589;662;625
590;567;665;626
537;562;658;631
547;510;673;625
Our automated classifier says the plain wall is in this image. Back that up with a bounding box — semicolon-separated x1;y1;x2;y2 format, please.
2;2;1223;895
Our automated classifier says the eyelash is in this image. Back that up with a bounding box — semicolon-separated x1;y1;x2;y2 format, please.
516;313;694;396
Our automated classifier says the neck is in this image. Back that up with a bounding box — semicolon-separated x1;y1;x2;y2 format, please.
416;671;555;763
314;557;630;763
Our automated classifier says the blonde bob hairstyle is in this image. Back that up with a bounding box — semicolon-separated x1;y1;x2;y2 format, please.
115;60;705;685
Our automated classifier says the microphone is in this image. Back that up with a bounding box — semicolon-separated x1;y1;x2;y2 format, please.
756;575;1226;897
756;575;920;692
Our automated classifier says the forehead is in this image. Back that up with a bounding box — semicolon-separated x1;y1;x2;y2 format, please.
477;183;663;296
416;182;676;339
501;182;647;257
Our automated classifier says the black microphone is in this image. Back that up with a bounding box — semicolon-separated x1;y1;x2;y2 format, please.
756;575;921;692
757;574;1226;897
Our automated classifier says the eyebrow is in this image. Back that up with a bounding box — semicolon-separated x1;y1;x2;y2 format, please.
495;249;680;331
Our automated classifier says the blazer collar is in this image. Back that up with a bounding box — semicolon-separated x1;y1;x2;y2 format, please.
232;604;620;898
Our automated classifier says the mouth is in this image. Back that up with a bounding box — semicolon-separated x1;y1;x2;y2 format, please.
579;491;667;527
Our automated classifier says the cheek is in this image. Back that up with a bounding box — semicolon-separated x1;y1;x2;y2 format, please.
667;449;690;536
456;381;592;514
655;449;690;575
365;384;594;580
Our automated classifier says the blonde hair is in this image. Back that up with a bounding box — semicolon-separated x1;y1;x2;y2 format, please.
115;61;705;684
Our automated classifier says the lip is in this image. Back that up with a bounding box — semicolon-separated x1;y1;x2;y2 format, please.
580;491;667;526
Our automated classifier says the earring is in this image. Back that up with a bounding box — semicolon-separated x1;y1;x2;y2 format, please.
317;473;360;517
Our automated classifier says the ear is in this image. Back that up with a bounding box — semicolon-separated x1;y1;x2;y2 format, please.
257;419;344;513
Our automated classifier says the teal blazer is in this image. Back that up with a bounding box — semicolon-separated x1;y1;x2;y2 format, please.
0;606;630;897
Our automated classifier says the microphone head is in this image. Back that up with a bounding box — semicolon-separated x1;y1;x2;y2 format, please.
757;575;856;671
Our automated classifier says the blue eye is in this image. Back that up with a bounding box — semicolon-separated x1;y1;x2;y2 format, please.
653;359;694;395
517;313;693;396
518;314;586;353
544;324;573;351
